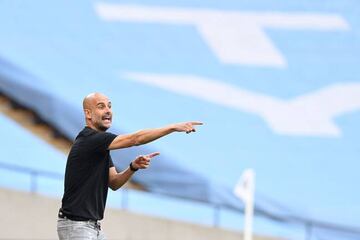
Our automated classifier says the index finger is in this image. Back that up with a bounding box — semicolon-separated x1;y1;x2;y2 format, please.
190;121;203;125
146;152;160;158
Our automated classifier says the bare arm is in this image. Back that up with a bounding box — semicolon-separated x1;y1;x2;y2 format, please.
108;121;203;150
108;152;160;190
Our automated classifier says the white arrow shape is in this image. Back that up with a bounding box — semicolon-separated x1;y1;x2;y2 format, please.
123;72;360;137
95;3;350;67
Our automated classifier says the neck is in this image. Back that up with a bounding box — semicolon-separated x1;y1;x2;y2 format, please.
85;122;103;132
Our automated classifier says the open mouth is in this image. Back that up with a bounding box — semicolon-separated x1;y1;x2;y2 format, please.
102;116;112;123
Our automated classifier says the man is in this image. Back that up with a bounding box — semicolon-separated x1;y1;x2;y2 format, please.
57;92;202;240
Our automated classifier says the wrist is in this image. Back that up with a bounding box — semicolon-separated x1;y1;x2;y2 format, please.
168;124;177;132
129;162;139;172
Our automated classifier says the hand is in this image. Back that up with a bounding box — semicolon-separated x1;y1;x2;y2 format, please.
131;152;160;170
172;121;203;134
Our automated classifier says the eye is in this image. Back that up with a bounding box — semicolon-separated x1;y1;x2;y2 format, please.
97;104;105;109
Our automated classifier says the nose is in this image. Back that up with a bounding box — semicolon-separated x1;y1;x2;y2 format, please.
105;106;112;114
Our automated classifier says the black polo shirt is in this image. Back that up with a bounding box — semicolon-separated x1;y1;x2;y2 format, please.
60;126;117;221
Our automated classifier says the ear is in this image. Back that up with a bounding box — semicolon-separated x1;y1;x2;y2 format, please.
84;109;92;120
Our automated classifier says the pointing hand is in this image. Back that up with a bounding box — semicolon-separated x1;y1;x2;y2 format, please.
131;152;160;170
172;121;203;134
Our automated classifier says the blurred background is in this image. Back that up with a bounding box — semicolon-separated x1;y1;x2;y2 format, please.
0;1;359;240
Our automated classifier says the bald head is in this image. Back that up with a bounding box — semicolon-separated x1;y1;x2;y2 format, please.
83;92;108;110
82;92;113;131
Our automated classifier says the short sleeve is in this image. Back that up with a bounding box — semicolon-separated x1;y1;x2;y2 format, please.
87;131;117;152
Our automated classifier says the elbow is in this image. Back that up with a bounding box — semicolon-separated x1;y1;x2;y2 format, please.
109;183;116;191
133;130;148;146
109;181;120;191
109;185;120;191
133;136;143;146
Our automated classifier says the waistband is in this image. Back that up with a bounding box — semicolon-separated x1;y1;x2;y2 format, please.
58;209;98;222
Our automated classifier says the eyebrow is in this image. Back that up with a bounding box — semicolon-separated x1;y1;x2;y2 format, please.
96;101;111;106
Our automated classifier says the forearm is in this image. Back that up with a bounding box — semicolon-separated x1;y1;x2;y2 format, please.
109;153;158;190
109;167;135;191
108;121;201;150
133;125;175;146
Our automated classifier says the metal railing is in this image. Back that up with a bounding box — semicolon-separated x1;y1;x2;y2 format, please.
0;161;359;240
0;161;63;193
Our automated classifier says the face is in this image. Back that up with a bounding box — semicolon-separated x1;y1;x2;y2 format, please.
85;94;113;131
